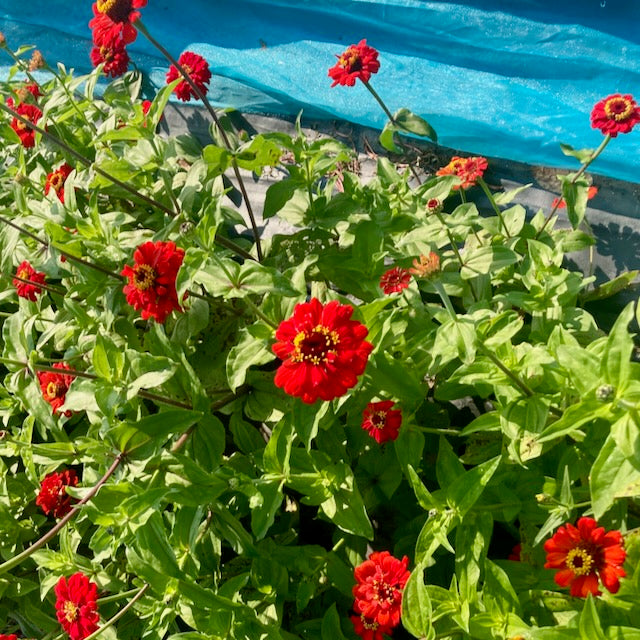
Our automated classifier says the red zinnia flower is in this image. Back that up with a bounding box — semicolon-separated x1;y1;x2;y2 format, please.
353;551;410;628
551;185;598;210
272;298;373;404
328;39;380;87
590;93;640;137
0;634;18;640
361;401;402;444
508;543;522;561
13;260;46;301
45;163;74;203
89;0;147;45
121;240;185;323
10;103;42;148
36;469;78;518
166;51;212;102
54;573;100;640
90;39;130;77
350;613;394;640
544;516;626;597
37;363;75;416
436;156;488;190
379;267;411;295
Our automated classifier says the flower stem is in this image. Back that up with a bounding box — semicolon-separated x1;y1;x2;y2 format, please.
413;426;463;436
7;273;66;297
134;19;263;262
0;103;255;262
243;297;278;330
536;135;611;238
0;453;124;576
97;587;141;604
362;79;422;185
432;280;457;321
477;177;510;238
82;583;149;640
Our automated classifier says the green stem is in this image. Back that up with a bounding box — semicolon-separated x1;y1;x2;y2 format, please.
478;346;534;397
7;273;66;297
0;103;255;263
243;297;278;330
413;426;463;436
134;19;263;262
432;280;457;321
362;79;422;185
536;135;611;238
477;177;510;238
82;583;149;640
0;453;124;576
45;63;98;134
97;587;141;604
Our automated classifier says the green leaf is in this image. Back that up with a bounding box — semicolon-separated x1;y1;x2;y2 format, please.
226;326;275;392
579;594;606;640
483;558;521;616
446;456;501;517
455;512;493;606
379;121;403;153
461;246;519;279
393;107;437;142
263;179;298;219
401;563;435;639
562;179;589;229
560;143;595;164
580;271;640;303
321;603;348;640
601;301;635;391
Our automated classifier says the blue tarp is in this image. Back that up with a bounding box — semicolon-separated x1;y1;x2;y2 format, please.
0;1;639;183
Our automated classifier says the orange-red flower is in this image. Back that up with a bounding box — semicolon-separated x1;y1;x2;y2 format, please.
551;185;598;210
436;156;488;190
379;267;411;295
166;51;212;102
89;0;147;45
55;573;100;640
544;516;626;597
0;634;18;640
272;298;373;404
590;93;640;137
353;551;410;629
37;363;75;416
350;613;393;640
409;252;440;279
90;39;130;77
122;241;185;323
13;261;46;301
36;469;78;518
361;401;402;444
328;39;380;87
45;163;74;203
10;103;42;148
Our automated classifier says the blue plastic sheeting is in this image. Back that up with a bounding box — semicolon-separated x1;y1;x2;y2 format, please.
0;0;639;183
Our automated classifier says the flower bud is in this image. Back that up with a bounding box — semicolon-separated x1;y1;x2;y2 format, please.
0;32;6;48
595;384;615;402
426;197;443;215
29;50;45;71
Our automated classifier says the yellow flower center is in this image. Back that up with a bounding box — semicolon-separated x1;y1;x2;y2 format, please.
339;48;360;70
291;325;340;364
565;547;594;576
133;264;156;291
49;172;64;191
372;578;395;603
361;615;379;631
96;0;118;14
604;97;633;122
63;599;78;623
16;268;29;280
46;381;65;400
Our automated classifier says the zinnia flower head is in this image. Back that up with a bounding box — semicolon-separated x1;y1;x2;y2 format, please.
353;551;410;629
272;298;373;404
10;103;42;148
379;267;411;295
45;163;74;203
551;185;598;210
37;363;75;416
350;613;394;640
409;252;440;279
361;400;402;444
89;0;147;45
328;39;380;87
590;93;640;137
121;240;185;323
543;516;626;597
0;634;18;640
15;82;41;104
36;469;78;518
13;260;46;301
90;39;130;77
436;156;488;190
166;51;212;102
54;572;100;640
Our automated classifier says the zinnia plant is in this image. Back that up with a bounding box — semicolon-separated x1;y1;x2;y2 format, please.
0;12;639;640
